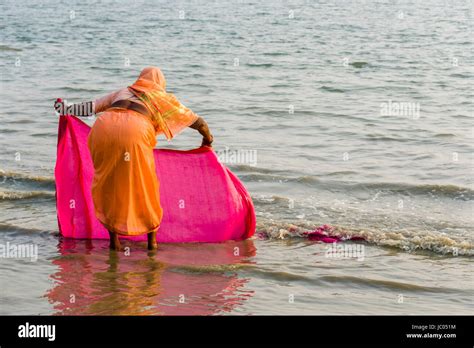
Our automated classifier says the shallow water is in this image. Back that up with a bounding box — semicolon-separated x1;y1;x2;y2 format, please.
0;0;473;315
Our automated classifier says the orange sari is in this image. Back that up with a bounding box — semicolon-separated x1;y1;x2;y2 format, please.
87;67;198;235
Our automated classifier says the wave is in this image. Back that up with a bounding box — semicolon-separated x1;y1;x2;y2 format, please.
169;263;255;274
365;135;408;142
318;275;460;293
2;213;471;256
255;219;473;256
229;164;288;175
2;167;472;201
325;171;359;176
0;170;55;190
349;61;369;68
238;171;473;200
0;128;19;134
434;133;456;138
0;170;55;184
31;132;57;138
347;182;474;200
59;86;104;93
0;45;22;52
0;190;55;200
237;173;292;183
320;86;345;93
0;222;52;234
245;63;274;68
262;52;288;56
449;73;470;79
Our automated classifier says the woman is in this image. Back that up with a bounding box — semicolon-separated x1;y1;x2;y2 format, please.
54;67;213;251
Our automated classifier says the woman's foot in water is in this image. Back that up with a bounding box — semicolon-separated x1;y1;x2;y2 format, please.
109;231;122;251
147;230;158;250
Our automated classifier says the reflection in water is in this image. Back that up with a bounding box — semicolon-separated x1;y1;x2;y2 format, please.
46;239;256;315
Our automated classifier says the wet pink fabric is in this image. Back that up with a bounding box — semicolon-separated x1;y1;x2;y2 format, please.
55;115;256;242
256;224;364;243
303;225;364;243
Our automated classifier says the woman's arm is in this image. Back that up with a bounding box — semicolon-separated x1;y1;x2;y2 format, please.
190;116;213;147
54;99;94;116
54;89;121;116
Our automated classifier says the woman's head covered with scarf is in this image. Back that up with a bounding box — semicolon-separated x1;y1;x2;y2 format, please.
128;67;197;140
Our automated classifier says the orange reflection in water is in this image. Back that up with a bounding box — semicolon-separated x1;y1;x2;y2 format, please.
46;239;256;315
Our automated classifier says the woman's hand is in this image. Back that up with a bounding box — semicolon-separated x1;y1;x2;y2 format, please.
201;134;214;147
190;116;213;147
54;98;65;114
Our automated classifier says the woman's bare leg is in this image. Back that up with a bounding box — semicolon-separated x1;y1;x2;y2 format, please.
147;229;158;250
108;230;122;251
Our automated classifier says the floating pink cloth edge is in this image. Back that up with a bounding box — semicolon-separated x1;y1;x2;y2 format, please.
256;224;364;243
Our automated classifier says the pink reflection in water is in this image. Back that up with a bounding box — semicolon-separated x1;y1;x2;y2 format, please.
46;239;256;315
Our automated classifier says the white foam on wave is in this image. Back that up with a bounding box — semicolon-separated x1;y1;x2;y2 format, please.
256;219;473;256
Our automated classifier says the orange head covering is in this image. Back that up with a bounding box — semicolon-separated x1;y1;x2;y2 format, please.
128;67;196;140
131;66;167;92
